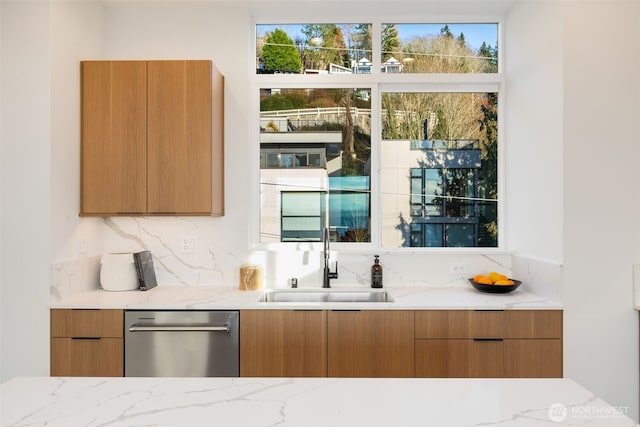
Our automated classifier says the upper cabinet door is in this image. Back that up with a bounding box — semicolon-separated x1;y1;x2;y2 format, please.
81;61;147;215
147;60;212;214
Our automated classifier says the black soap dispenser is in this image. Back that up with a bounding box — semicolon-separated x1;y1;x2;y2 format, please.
371;255;383;288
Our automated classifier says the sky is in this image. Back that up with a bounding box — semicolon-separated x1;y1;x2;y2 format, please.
256;23;498;52
394;23;497;50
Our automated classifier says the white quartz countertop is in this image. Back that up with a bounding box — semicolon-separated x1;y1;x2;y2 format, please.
50;284;562;310
1;376;633;426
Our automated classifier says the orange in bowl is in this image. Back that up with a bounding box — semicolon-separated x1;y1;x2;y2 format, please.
488;271;508;283
474;275;493;285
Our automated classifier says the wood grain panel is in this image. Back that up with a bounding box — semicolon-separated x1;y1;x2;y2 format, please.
147;60;212;214
51;309;123;338
505;310;562;338
415;310;469;338
469;339;504;377
504;339;562;378
81;61;147;215
415;339;469;377
328;310;414;378
51;337;123;377
469;310;505;338
240;310;327;377
211;63;225;216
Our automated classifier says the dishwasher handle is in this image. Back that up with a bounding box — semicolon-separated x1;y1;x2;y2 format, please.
128;324;230;333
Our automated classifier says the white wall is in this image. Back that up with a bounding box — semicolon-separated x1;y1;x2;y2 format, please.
505;1;564;262
50;1;105;263
562;1;640;421
0;1;52;380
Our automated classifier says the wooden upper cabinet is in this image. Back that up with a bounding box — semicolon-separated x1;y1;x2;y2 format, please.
80;60;224;216
81;61;147;214
147;61;212;214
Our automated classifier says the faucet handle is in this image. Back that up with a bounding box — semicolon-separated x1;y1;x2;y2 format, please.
329;261;338;279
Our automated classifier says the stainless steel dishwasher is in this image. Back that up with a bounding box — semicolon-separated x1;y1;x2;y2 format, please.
124;310;239;377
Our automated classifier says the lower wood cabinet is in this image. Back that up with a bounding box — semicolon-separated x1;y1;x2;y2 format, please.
240;310;327;377
50;309;124;377
503;339;562;377
415;309;562;378
327;310;414;377
415;339;469;378
240;309;415;378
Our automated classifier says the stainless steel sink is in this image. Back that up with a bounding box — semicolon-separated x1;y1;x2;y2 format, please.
259;289;393;303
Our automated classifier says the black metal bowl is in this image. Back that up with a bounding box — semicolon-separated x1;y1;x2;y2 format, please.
468;278;522;294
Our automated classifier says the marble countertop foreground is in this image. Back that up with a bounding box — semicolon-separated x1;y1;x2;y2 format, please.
1;377;634;427
50;284;562;310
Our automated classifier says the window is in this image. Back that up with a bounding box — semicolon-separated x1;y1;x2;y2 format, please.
259;88;371;243
281;192;325;242
383;23;498;74
255;22;500;248
381;92;497;247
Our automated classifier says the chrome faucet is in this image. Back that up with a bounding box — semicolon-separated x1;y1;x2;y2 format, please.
323;227;338;288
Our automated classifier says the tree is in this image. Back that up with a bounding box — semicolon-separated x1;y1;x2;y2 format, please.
381;24;400;62
477;92;498;246
440;24;453;38
301;24;350;70
457;32;466;48
353;24;372;62
478;42;498;73
262;29;302;73
260;94;294;112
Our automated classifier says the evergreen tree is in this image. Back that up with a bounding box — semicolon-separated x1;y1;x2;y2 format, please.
301;24;349;70
478;42;498;73
353;24;372;61
262;29;302;73
457;32;466;47
381;24;400;62
477;92;498;246
440;24;453;38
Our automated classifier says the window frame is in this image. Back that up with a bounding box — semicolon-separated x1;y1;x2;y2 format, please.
251;17;505;253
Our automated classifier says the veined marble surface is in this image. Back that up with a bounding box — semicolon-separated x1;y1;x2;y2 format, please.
1;377;634;427
49;283;562;310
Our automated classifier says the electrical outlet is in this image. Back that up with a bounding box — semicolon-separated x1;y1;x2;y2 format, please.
180;236;199;254
449;262;468;275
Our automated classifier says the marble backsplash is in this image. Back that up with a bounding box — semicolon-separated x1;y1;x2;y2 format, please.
51;217;562;304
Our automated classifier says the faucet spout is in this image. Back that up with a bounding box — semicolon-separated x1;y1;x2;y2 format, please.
322;227;338;288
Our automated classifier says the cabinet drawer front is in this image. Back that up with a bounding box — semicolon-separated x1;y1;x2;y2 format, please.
240;310;327;377
328;310;414;378
505;310;562;338
415;310;469;338
469;339;504;377
51;337;123;377
51;309;123;338
469;310;504;338
415;339;469;377
503;339;562;378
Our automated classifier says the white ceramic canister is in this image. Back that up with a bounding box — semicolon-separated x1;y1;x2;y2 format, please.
99;253;139;291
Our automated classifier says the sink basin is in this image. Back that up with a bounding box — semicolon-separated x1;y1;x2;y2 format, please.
259;289;393;303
